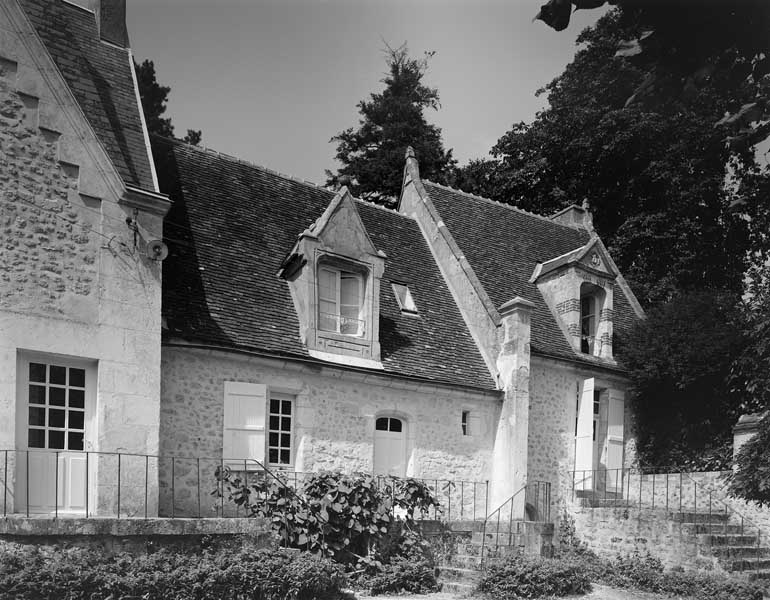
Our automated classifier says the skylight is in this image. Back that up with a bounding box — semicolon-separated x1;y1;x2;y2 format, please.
392;283;418;315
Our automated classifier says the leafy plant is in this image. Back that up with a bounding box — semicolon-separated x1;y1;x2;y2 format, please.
216;469;440;567
478;554;592;599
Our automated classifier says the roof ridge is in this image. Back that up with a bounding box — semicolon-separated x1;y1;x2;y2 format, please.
353;198;412;219
423;179;587;232
60;0;94;15
153;135;332;193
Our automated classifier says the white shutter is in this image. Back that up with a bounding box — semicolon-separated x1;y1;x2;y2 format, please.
223;382;267;467
469;413;482;438
606;390;625;492
574;378;595;490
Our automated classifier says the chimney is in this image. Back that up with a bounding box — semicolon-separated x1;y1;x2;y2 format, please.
92;0;130;48
550;200;594;231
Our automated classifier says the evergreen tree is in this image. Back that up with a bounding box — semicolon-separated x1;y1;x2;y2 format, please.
327;44;455;207
134;59;202;144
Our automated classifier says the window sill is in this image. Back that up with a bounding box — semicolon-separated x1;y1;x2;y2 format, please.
308;348;384;370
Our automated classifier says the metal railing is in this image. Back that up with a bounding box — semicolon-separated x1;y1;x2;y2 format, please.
479;480;552;568
0;449;490;523
571;466;765;569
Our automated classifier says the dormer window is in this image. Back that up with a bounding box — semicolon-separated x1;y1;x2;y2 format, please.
318;267;364;336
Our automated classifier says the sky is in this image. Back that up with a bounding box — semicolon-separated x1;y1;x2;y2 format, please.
123;0;609;184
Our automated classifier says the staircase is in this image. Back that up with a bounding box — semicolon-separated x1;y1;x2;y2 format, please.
574;474;770;584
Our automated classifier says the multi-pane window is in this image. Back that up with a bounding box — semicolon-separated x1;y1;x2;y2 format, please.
318;267;363;336
268;393;293;465
580;295;596;354
27;362;85;451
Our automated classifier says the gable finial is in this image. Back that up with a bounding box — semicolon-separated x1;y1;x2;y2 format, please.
581;198;595;232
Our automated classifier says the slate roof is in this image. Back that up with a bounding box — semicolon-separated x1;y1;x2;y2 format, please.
422;182;640;366
18;0;155;191
152;137;497;392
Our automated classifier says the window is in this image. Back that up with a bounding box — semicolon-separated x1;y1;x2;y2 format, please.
26;361;86;451
268;393;293;465
392;282;418;314
318;267;364;336
375;417;402;432
580;294;596;354
461;411;470;436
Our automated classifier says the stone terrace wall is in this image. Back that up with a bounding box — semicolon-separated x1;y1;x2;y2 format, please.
160;346;501;519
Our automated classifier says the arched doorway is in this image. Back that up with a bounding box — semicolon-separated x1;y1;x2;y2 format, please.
373;416;406;476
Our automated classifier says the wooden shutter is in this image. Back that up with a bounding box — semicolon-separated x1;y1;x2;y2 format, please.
223;382;266;466
469;413;482;437
574;378;595;490
606;390;625;492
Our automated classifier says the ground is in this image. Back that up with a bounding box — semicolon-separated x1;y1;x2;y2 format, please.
354;584;711;599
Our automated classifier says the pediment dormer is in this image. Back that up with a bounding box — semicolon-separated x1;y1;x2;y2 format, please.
278;188;386;369
530;237;619;361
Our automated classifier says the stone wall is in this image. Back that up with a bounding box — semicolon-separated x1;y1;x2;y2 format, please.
527;356;632;522
571;506;720;572
160;345;501;518
0;5;163;516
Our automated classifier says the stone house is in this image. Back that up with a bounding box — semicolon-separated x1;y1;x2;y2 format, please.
1;0;645;520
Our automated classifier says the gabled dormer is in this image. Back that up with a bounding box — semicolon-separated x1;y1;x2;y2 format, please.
278;187;386;369
530;237;619;360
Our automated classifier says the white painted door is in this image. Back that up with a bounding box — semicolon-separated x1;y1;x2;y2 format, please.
605;390;625;493
373;417;406;476
574;378;595;491
17;360;90;514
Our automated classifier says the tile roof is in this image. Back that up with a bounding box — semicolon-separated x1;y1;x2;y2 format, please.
422;181;640;367
18;0;155;191
152;137;497;392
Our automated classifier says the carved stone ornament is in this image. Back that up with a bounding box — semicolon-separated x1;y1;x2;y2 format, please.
590;253;601;268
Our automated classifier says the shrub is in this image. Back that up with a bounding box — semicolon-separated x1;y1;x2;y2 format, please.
0;545;346;600
365;556;439;595
663;569;765;600
478;554;592;599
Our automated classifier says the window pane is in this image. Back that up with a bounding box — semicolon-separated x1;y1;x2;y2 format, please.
340;273;360;305
268;448;279;464
69;389;85;409
390;419;402;433
318;269;337;302
48;430;65;449
581;296;594;317
69;410;84;430
269;432;278;446
69;368;85;387
50;365;66;385
270;398;280;414
50;387;66;406
29;407;46;426
281;433;291;447
319;301;337;332
29;385;46;405
269;416;279;430
376;417;388;431
28;429;45;448
282;400;292;415
280;449;290;464
68;432;84;451
49;409;66;428
281;417;291;431
29;363;46;383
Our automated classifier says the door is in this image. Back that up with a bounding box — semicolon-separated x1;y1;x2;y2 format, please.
373;417;406;476
605;390;625;493
16;359;91;514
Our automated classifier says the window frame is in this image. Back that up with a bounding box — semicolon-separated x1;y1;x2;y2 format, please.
267;392;295;467
580;294;596;354
317;266;365;337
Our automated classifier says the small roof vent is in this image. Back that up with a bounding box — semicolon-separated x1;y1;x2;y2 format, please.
392;282;418;315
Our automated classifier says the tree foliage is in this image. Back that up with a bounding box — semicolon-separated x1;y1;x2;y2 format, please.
134;59;202;144
456;8;770;306
726;414;770;506
327;44;456;207
621;291;745;470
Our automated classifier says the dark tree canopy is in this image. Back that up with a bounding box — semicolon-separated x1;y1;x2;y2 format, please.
456;8;770;306
327;44;456;207
134;59;202;145
622;291;746;470
726;414;770;506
